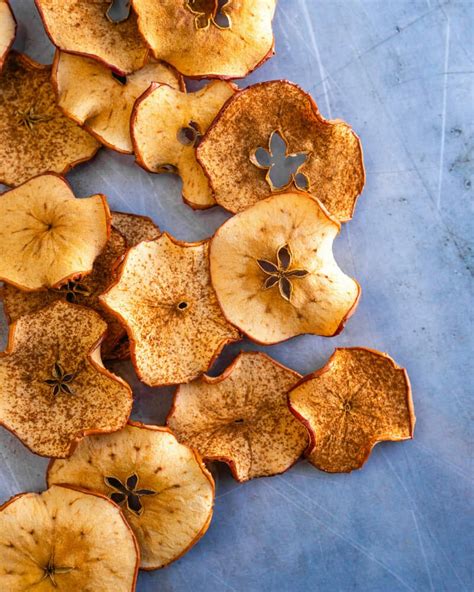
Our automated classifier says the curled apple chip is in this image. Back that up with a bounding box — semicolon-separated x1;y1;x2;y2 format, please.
0;0;16;71
111;211;160;247
100;233;240;385
35;0;148;75
132;81;236;208
0;52;100;186
53;51;183;153
0;485;139;591
0;174;110;291
209;191;360;345
2;229;126;357
48;422;215;570
197;81;365;221
289;348;416;473
167;352;308;482
132;0;276;79
0;300;133;458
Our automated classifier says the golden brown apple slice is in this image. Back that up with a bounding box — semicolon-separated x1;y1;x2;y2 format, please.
111;211;160;247
48;422;215;570
0;0;16;71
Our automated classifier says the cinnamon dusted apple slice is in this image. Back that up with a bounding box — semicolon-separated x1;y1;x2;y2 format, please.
100;233;240;385
2;229;126;357
53;51;183;153
197;81;365;221
289;348;416;473
111;211;160;247
132;81;236;208
167;352;308;482
0;174;110;291
132;0;276;79
0;1;16;71
48;422;215;570
35;0;148;75
0;52;100;186
0;485;139;591
209;191;360;345
0;300;133;458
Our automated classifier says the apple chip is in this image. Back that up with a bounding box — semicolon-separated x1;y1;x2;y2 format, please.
132;0;276;79
101;233;240;385
0;485;139;591
0;52;100;186
0;0;15;71
53;51;183;153
2;229;127;357
197;81;365;221
35;0;148;75
132;81;236;208
289;348;416;473
209;191;360;344
48;422;215;570
111;211;160;246
0;300;133;458
167;352;308;482
0;174;110;291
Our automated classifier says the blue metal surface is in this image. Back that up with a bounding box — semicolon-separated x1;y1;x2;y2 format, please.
1;1;472;590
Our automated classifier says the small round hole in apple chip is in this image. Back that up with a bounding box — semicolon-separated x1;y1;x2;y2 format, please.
0;485;139;591
0;300;133;458
48;422;215;570
209;191;360;345
289;348;416;473
167;351;308;482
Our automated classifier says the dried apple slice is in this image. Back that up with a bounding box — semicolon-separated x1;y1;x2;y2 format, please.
53;51;183;153
209;191;360;344
289;348;416;473
0;300;133;458
132;0;276;79
101;233;240;385
2;229;126;357
0;485;139;591
132;81;236;208
167;352;308;482
35;0;148;75
0;174;110;291
197;80;365;221
48;422;215;570
0;1;16;71
111;211;160;246
0;52;100;186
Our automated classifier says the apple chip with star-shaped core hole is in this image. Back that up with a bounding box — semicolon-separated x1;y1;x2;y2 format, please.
132;0;276;79
35;0;148;75
131;81;236;208
0;485;139;591
53;51;183;153
0;174;110;291
197;80;365;221
289;348;416;472
48;422;215;570
2;229;127;358
100;233;240;386
209;191;360;345
0;52;100;186
167;352;309;482
0;0;15;71
0;300;133;458
111;211;160;247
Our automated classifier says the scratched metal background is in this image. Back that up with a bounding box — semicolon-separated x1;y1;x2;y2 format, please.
1;1;473;590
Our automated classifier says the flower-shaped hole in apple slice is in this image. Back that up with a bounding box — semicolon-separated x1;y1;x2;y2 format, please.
48;423;215;569
0;485;139;590
167;351;309;482
0;300;133;458
289;348;416;473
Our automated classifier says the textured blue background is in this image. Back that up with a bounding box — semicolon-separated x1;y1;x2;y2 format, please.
1;1;473;590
